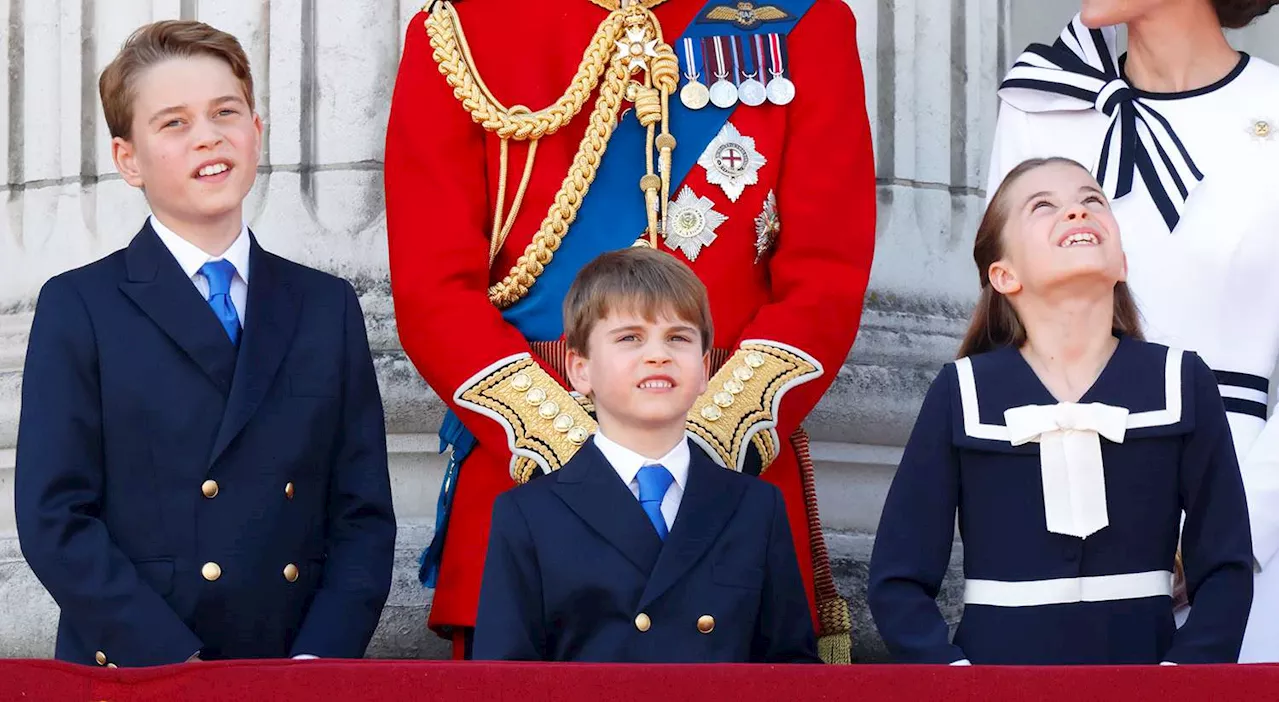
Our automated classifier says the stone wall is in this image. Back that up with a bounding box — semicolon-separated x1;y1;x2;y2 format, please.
0;0;1274;662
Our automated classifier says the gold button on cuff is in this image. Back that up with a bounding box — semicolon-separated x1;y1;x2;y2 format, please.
106;663;118;669
724;378;745;395
745;352;766;368
634;613;651;632
701;405;723;421
567;427;590;445
733;365;755;382
510;372;532;391
538;400;560;419
713;391;734;408
284;482;295;500
553;414;575;433
201;480;219;498
283;563;299;583
525;388;547;405
201;562;222;582
697;615;715;634
95;651;107;666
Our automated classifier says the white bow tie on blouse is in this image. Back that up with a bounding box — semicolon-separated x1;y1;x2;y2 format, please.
1004;402;1130;539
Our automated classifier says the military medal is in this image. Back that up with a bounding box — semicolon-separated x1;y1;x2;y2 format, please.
679;37;710;110
664;185;728;261
736;35;766;107
765;33;795;106
698;121;766;202
708;36;738;108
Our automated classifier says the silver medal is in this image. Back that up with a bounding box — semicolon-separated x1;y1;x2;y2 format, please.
766;76;795;105
709;79;738;108
738;78;766;106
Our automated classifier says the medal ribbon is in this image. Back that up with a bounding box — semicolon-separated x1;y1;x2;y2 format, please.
752;34;768;85
739;34;758;80
768;33;786;78
711;35;730;80
729;35;743;84
682;37;702;81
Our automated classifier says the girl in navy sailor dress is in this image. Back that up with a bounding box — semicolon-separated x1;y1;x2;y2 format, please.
867;157;1254;665
988;5;1279;664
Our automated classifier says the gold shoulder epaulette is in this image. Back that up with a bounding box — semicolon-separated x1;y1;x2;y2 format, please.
686;341;823;473
454;354;598;483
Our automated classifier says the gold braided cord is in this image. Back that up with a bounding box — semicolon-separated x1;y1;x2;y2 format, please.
487;62;630;306
426;4;625;141
489;136;539;266
425;0;677;307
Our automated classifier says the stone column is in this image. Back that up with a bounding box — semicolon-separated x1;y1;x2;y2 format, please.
12;0;1217;661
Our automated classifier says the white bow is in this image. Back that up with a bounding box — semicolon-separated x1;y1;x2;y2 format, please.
1004;402;1130;539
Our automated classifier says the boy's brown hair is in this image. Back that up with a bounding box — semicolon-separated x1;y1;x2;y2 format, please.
99;20;255;140
564;247;714;355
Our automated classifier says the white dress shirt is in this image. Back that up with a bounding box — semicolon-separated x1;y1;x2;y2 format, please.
592;431;689;531
150;214;250;325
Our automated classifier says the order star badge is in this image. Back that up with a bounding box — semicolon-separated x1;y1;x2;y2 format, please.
616;27;659;72
754;189;780;262
664;185;728;261
697;121;766;202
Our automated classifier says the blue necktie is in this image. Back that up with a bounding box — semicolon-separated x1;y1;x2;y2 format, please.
199;260;241;346
636;464;674;541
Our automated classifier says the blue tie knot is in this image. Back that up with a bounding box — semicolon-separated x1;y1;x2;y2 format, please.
200;259;237;297
198;259;241;345
636;464;674;540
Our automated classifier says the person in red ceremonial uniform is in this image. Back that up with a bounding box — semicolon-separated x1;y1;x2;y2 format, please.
384;0;875;662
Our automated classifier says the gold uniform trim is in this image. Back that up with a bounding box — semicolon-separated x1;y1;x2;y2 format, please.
685;342;821;473
456;356;598;483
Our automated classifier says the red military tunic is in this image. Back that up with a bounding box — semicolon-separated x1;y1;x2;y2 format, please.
384;0;875;659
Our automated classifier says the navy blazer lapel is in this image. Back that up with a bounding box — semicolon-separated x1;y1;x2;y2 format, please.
550;442;663;576
118;221;237;393
208;235;300;467
638;441;746;611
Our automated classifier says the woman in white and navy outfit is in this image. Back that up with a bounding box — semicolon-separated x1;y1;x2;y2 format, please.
985;1;1278;663
869;157;1253;665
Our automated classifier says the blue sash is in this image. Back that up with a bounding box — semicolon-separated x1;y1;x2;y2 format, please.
505;0;817;341
421;0;817;588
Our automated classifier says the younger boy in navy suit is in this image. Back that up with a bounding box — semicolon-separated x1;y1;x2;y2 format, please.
472;247;818;662
15;20;396;666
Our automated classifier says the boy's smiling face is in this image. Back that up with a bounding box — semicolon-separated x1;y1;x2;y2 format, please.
567;307;709;442
111;54;261;234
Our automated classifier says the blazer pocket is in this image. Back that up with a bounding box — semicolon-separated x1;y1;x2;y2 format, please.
289;371;339;398
712;557;765;590
132;558;175;598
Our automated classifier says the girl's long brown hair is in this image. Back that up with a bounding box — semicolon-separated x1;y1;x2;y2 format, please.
956;157;1144;359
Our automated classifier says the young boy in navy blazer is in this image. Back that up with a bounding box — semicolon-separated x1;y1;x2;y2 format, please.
14;21;396;667
472;247;819;663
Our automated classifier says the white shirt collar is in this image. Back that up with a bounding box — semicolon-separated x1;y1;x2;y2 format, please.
592;430;690;491
150;214;251;284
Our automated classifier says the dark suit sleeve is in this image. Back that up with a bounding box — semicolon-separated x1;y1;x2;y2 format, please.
1165;355;1254;663
867;366;967;664
473;491;547;661
753;485;821;663
15;277;203;666
290;282;396;658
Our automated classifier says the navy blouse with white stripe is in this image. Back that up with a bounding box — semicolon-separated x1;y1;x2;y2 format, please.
868;336;1253;664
